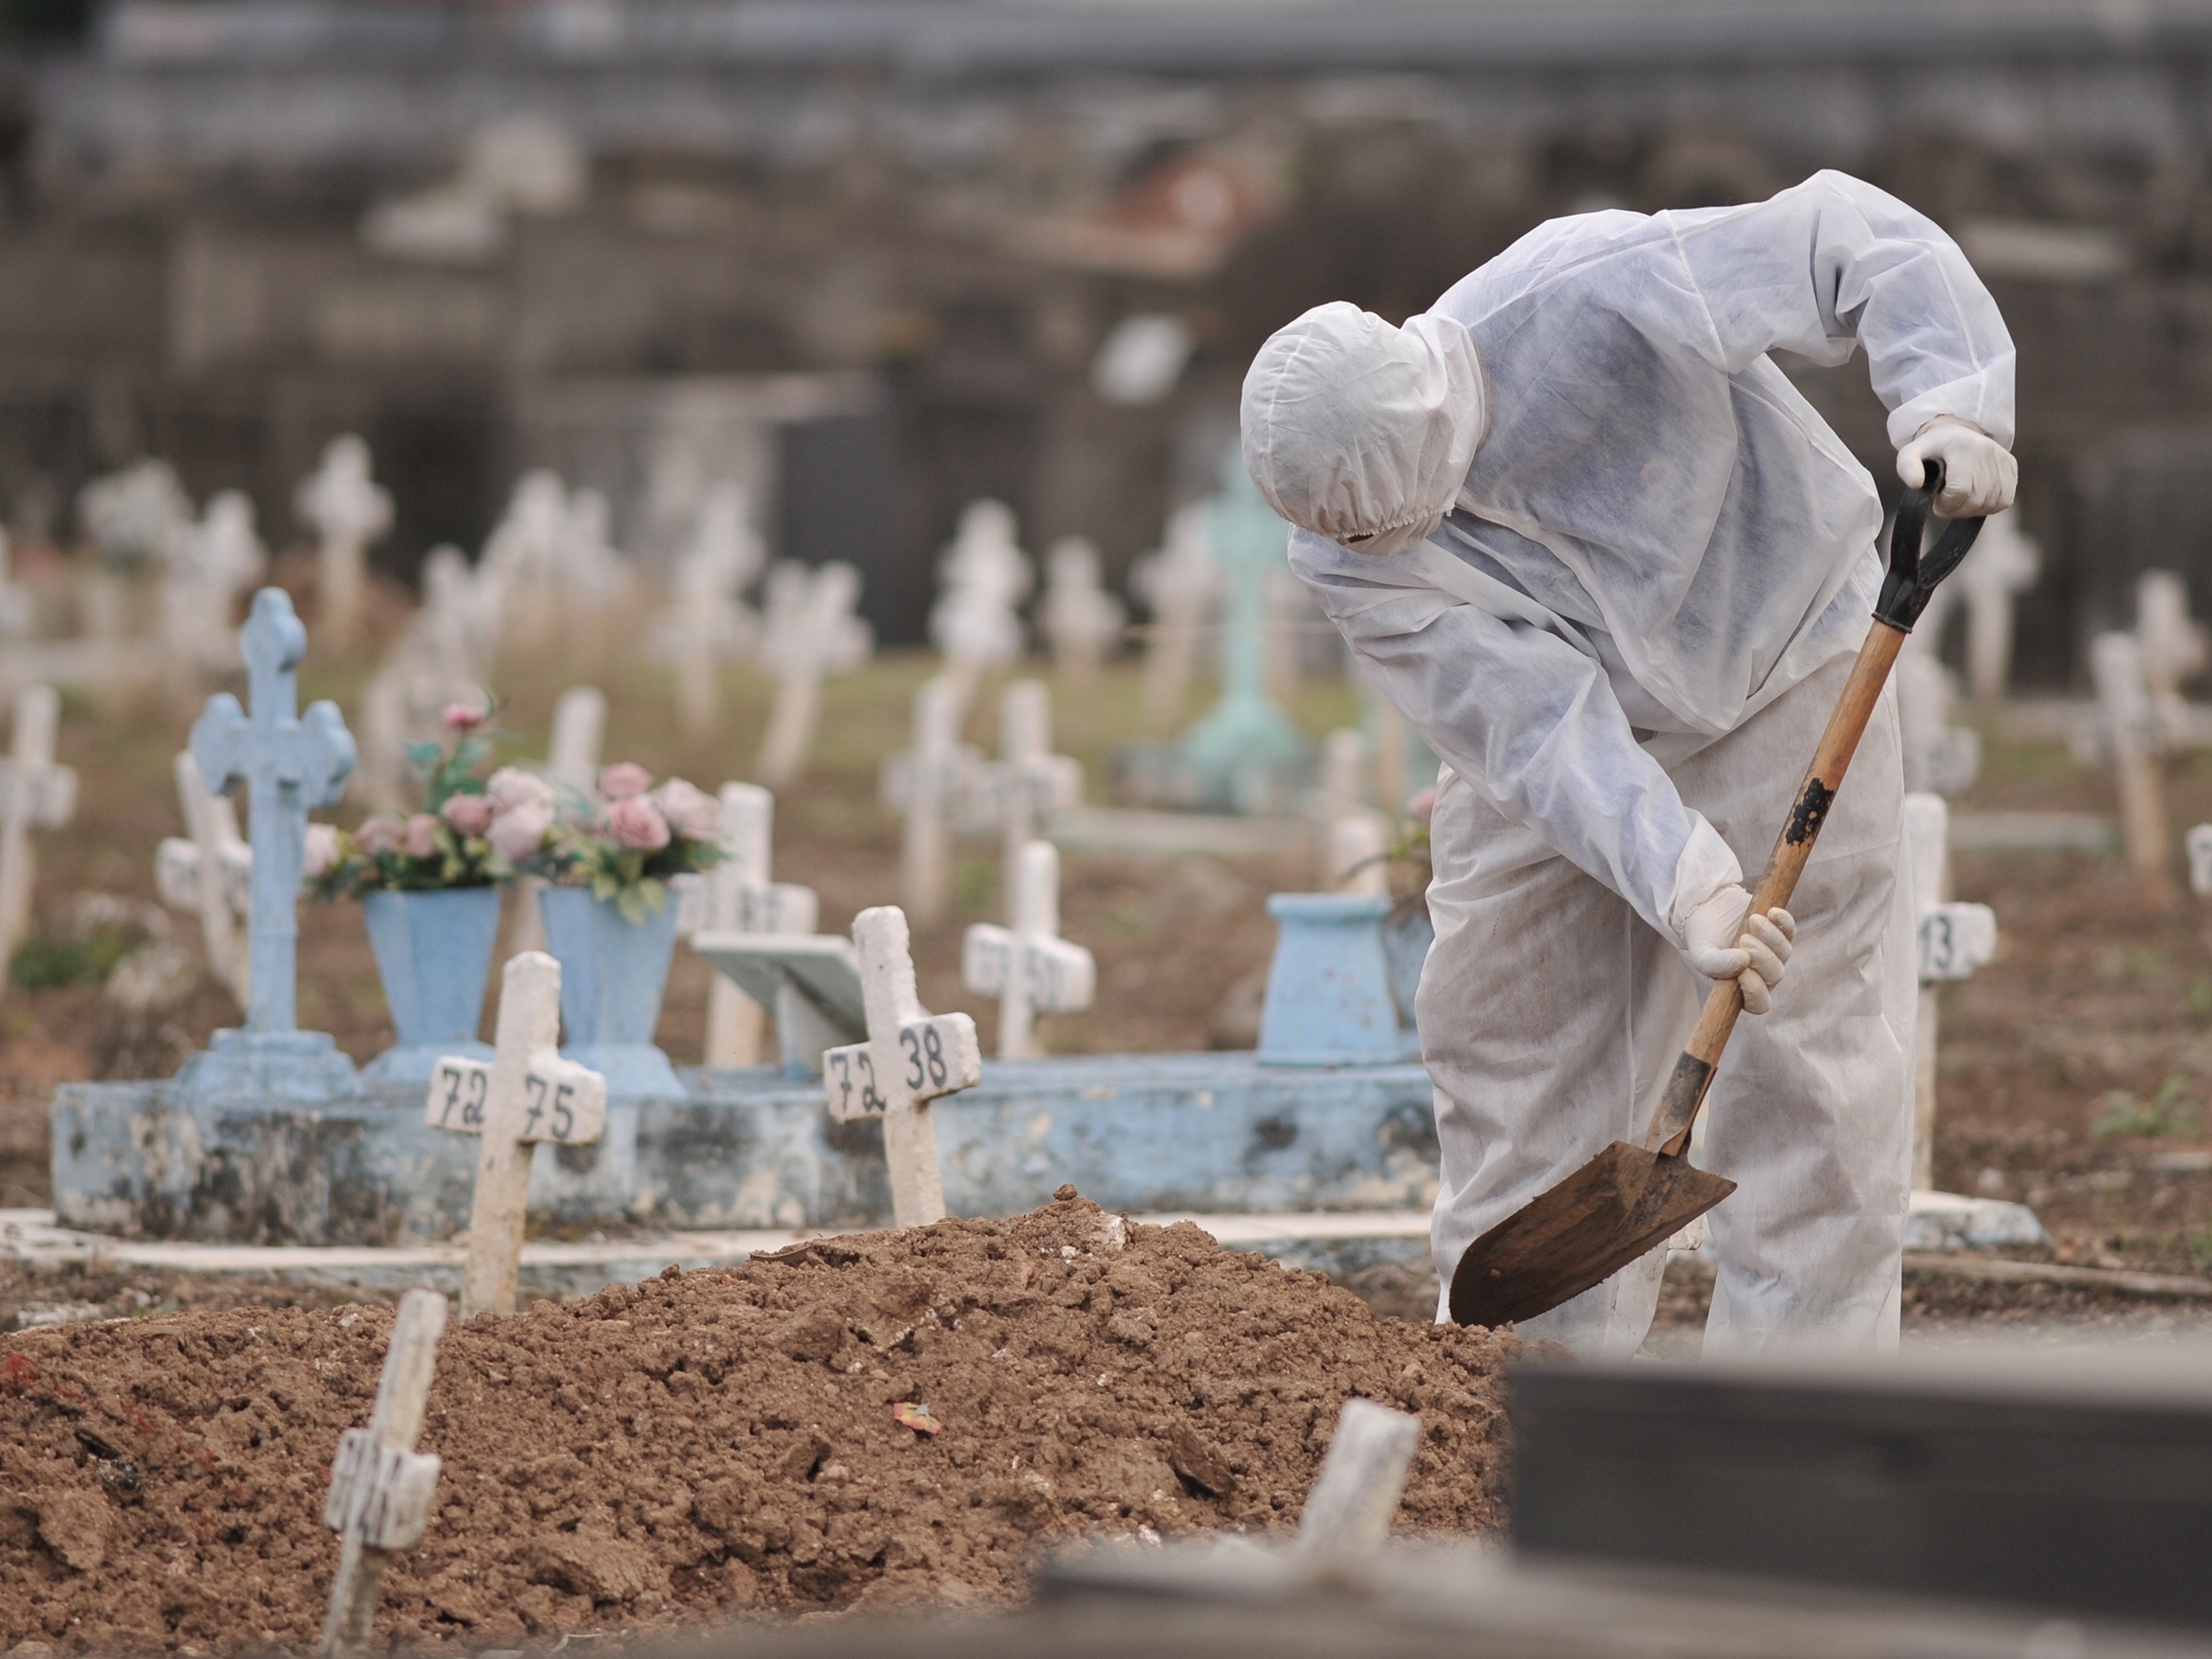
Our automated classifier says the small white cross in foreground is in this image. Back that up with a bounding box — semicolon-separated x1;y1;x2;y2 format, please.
425;950;607;1317
318;1287;447;1657
822;906;982;1229
962;840;1095;1059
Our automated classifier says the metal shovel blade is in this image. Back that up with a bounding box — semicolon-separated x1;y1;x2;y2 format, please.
1448;1141;1736;1328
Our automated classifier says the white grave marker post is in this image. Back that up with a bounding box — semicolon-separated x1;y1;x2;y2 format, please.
318;1288;449;1659
1959;508;2038;704
2089;630;2174;892
660;484;763;739
1327;814;1392;897
508;686;607;955
296;434;393;655
1130;503;1217;727
1293;1398;1421;1561
929;500;1032;721
2136;569;2209;752
1039;536;1125;689
991;680;1081;922
1903;793;1999;1192
157;749;251;1009
164;490;267;692
756;561;871;788
2189;823;2212;899
699;783;819;1068
426;951;607;1318
822;906;982;1228
189;589;356;1038
962;839;1096;1060
0;686;75;981
885;676;969;927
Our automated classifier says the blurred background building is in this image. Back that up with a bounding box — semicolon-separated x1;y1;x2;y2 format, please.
3;0;2212;662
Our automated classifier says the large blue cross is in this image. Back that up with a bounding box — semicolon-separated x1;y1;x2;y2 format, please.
190;587;355;1036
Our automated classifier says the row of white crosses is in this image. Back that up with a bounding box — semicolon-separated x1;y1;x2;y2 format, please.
2072;568;2210;892
1903;793;1999;1193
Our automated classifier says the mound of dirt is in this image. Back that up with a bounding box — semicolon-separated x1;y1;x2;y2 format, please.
0;1192;1528;1654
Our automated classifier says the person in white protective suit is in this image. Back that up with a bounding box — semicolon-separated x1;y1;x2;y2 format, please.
1239;171;2016;1358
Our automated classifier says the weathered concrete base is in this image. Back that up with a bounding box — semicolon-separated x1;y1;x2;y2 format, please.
51;1053;1439;1245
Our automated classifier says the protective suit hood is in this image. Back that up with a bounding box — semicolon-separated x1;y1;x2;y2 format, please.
1240;302;1488;559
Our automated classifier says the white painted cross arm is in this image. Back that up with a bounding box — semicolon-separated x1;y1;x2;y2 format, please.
326;1425;442;1552
823;1012;980;1124
0;762;76;827
960;925;1096;1014
2189;823;2212;898
424;1050;607;1146
156;837;251;915
1917;904;1998;982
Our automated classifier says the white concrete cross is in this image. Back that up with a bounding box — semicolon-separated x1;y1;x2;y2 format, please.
822;906;982;1229
1293;1399;1420;1561
987;680;1081;921
426;951;607;1318
296;434;393;655
164;491;267;683
657;483;763;738
2189;823;2212;898
478;471;569;653
1130;501;1217;726
2136;569;2208;752
755;560;872;787
929;499;1032;716
1896;629;1980;796
157;749;251;1009
1903;793;1999;1191
0;686;75;983
1315;727;1390;893
318;1288;448;1659
882;676;981;927
694;783;819;1068
557;488;631;667
189;588;356;1036
962;839;1095;1060
1959;507;2039;703
415;546;498;675
0;528;32;641
1038;535;1125;687
2088;630;2173;891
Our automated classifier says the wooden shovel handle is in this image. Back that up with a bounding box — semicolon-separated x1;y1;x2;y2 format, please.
1641;619;1906;1157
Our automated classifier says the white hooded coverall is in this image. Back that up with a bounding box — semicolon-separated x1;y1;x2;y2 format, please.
1280;173;2015;1355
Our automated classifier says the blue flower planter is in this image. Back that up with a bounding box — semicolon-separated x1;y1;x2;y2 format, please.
359;886;502;1084
538;886;684;1097
1257;891;1426;1067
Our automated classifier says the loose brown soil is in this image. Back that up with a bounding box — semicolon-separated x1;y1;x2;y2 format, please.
0;1194;1527;1656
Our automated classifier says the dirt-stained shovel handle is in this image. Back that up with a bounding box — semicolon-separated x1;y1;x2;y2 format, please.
1641;471;1984;1158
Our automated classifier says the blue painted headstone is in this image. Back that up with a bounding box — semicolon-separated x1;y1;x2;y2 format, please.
1177;451;1312;813
1257;893;1425;1066
174;587;360;1102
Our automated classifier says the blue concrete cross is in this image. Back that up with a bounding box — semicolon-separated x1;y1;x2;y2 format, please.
190;587;355;1035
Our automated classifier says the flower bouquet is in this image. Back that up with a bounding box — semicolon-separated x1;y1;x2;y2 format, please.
303;700;516;1082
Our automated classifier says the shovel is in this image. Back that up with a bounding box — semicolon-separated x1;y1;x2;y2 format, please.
1449;468;1984;1328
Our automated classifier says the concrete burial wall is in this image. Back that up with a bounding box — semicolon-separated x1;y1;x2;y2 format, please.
48;1052;1439;1245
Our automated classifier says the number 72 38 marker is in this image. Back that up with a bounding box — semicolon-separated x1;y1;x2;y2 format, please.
823;1013;981;1124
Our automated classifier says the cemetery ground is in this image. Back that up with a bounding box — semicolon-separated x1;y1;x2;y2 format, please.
3;570;2212;1334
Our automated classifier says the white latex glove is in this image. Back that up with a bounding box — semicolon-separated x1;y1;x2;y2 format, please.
1683;886;1798;1015
1896;416;2018;518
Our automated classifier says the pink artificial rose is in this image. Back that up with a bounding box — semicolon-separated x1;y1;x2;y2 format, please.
486;767;554;814
650;778;719;842
598;762;653;802
488;800;552;864
1405;785;1438;826
441;699;488;734
303;822;342;879
403;813;442;860
356;815;404;857
440;793;495;837
607;795;671;852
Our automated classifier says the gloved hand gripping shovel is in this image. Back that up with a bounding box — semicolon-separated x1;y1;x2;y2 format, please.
1449;469;1984;1328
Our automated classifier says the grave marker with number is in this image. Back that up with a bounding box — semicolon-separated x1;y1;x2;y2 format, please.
2088;630;2173;893
156;749;251;1009
424;950;607;1316
963;840;1095;1059
319;1288;447;1657
1904;792;1998;1191
822;906;981;1228
987;680;1081;923
694;783;819;1068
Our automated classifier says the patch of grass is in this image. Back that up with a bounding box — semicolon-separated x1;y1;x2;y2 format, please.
2188;977;2212;1020
2189;1227;2212;1272
2097;945;2171;982
955;858;997;915
9;922;132;990
2095;1072;2200;1140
